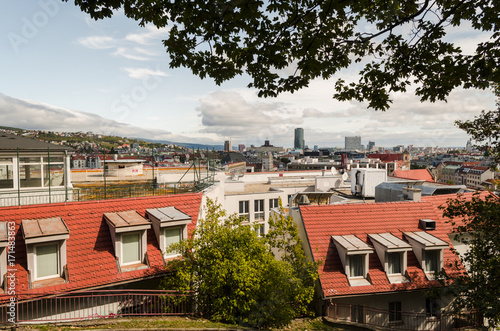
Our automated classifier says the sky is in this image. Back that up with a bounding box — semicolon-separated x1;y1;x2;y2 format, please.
0;1;496;149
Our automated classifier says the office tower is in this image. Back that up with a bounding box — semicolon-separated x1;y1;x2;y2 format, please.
294;128;305;150
345;136;361;151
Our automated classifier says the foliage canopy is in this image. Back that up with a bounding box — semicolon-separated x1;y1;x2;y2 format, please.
68;0;499;110
160;198;319;328
439;193;500;327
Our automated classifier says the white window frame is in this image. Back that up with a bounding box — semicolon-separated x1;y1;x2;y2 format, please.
348;254;365;278
34;242;60;281
121;232;142;266
254;199;264;220
332;235;373;286
239;200;249;221
269;198;279;210
0;157;14;190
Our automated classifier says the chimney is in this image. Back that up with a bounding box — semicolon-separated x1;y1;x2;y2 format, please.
402;186;422;202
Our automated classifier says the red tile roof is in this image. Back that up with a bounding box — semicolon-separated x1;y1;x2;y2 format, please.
393;169;435;182
1;193;202;294
299;193;483;299
367;153;402;162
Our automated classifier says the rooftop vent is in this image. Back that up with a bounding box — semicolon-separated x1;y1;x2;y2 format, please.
419;219;436;231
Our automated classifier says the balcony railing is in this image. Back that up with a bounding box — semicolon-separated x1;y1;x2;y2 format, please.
0;290;193;324
0;176;215;207
327;303;482;331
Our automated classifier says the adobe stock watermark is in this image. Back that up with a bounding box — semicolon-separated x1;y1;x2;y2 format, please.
7;0;60;53
7;221;16;323
111;68;165;121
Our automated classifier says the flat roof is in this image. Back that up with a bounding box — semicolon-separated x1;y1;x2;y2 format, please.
404;231;449;248
22;217;70;239
146;207;191;223
368;233;412;250
104;211;151;228
332;235;373;252
0;133;73;152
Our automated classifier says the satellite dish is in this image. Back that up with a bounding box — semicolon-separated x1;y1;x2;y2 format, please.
330;167;337;175
342;172;349;181
334;179;341;188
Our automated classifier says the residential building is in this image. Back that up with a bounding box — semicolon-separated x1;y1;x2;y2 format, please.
0;133;73;207
294;128;305;150
1;193;202;295
292;193;478;330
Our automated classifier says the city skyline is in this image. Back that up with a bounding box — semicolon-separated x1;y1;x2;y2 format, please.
0;2;497;148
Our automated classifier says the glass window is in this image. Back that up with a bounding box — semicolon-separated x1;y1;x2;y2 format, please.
19;164;42;188
36;244;58;279
349;255;364;277
254;199;264;220
425;250;440;273
164;227;182;257
387;252;402;274
0;164;14;189
44;164;65;187
389;301;402;322
122;233;140;264
239;201;249;221
269;198;279;210
45;157;64;163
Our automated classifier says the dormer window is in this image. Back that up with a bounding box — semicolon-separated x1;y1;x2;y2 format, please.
404;232;448;280
332;235;374;286
21;217;70;288
104;211;151;271
146;207;192;260
368;233;412;284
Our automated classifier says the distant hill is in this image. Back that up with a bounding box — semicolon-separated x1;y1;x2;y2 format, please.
139;138;224;151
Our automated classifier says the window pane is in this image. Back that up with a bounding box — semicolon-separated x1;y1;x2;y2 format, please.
239;201;249;220
0;164;14;189
425;250;439;273
44;157;64;163
254;199;264;220
20;164;42;188
165;227;181;256
388;252;402;274
122;233;140;264
349;255;364;277
36;244;58;278
44;164;65;187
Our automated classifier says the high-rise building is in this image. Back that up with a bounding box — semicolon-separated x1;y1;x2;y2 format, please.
224;140;232;152
294;128;305;150
345;136;361;151
368;141;375;151
238;144;245;152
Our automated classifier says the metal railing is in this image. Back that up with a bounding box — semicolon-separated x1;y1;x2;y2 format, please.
0;290;194;325
0;175;215;207
327;303;482;331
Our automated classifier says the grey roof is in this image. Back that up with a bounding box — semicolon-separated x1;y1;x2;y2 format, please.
0;133;73;152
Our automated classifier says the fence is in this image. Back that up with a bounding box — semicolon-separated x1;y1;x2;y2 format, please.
327;303;482;331
0;177;215;207
0;290;194;325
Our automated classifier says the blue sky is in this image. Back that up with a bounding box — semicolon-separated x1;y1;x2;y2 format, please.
0;1;496;149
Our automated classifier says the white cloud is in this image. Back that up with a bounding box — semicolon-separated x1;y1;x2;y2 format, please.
122;67;169;79
0;93;201;144
125;25;168;45
113;48;150;61
78;36;116;49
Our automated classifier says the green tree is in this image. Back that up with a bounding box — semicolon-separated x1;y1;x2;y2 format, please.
67;0;498;111
439;193;500;328
161;198;319;328
436;86;500;328
455;85;500;167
